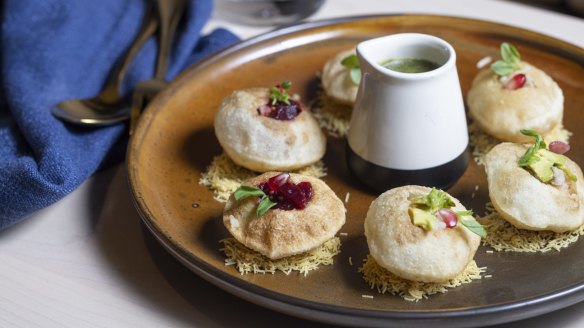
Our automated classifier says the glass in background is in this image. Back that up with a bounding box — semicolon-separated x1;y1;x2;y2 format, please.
214;0;326;26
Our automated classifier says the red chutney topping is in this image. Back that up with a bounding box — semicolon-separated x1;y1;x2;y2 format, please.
258;173;313;210
257;82;302;121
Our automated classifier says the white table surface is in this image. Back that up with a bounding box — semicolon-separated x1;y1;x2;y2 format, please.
1;0;583;327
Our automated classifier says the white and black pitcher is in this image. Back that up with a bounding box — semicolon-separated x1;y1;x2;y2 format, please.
346;33;469;192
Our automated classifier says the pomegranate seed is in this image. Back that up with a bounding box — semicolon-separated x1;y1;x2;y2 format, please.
258;99;303;120
438;208;458;228
549;141;570;154
278;183;304;208
277;200;295;210
297;182;313;201
258;182;274;198
258;175;313;211
267;173;290;191
504;73;527;90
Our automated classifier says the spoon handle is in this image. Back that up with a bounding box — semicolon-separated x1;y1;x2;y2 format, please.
101;1;159;102
129;0;185;134
154;0;186;80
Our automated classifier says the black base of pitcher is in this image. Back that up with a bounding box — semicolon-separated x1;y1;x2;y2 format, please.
346;144;468;193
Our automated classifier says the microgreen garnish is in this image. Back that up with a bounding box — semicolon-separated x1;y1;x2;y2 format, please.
341;54;361;85
518;129;546;167
456;211;487;238
341;54;359;67
234;186;265;200
270;81;292;105
490;42;522;76
517;129;577;183
455;210;473;217
410;188;455;213
234;185;277;217
557;163;578;182
409;188;486;238
256;197;278;217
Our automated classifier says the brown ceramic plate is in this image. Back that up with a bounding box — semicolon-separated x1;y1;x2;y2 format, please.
127;15;584;327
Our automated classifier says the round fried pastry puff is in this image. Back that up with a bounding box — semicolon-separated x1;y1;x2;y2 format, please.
364;185;481;283
485;143;584;232
321;49;359;106
467;62;563;143
223;172;346;260
214;87;326;172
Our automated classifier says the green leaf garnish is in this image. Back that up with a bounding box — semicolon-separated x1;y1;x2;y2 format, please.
456;210;487;238
410;188;454;213
269;81;292;105
234;185;266;201
518;129;547;167
410;189;486;238
490;42;522;76
349;68;361;85
257;197;278;217
557;163;578;182
233;185;277;217
341;54;359;68
341;54;361;85
455;210;474;217
517;129;577;183
501;42;521;65
427;188;455;212
458;216;487;238
490;61;517;76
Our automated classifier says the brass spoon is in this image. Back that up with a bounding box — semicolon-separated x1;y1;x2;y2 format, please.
51;3;158;126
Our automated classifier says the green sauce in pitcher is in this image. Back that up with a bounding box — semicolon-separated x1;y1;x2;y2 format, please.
381;58;440;73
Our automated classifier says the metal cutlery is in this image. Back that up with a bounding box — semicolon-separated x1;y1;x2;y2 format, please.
129;0;186;134
51;2;158;126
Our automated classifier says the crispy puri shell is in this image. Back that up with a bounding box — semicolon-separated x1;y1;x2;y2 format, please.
485;143;584;232
467;62;563;143
364;185;481;283
321;49;359;106
214;88;326;172
223;172;346;260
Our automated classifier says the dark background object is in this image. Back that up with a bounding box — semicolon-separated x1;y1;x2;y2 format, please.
215;0;326;26
507;0;584;17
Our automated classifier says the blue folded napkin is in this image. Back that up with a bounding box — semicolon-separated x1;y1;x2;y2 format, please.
0;0;240;229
